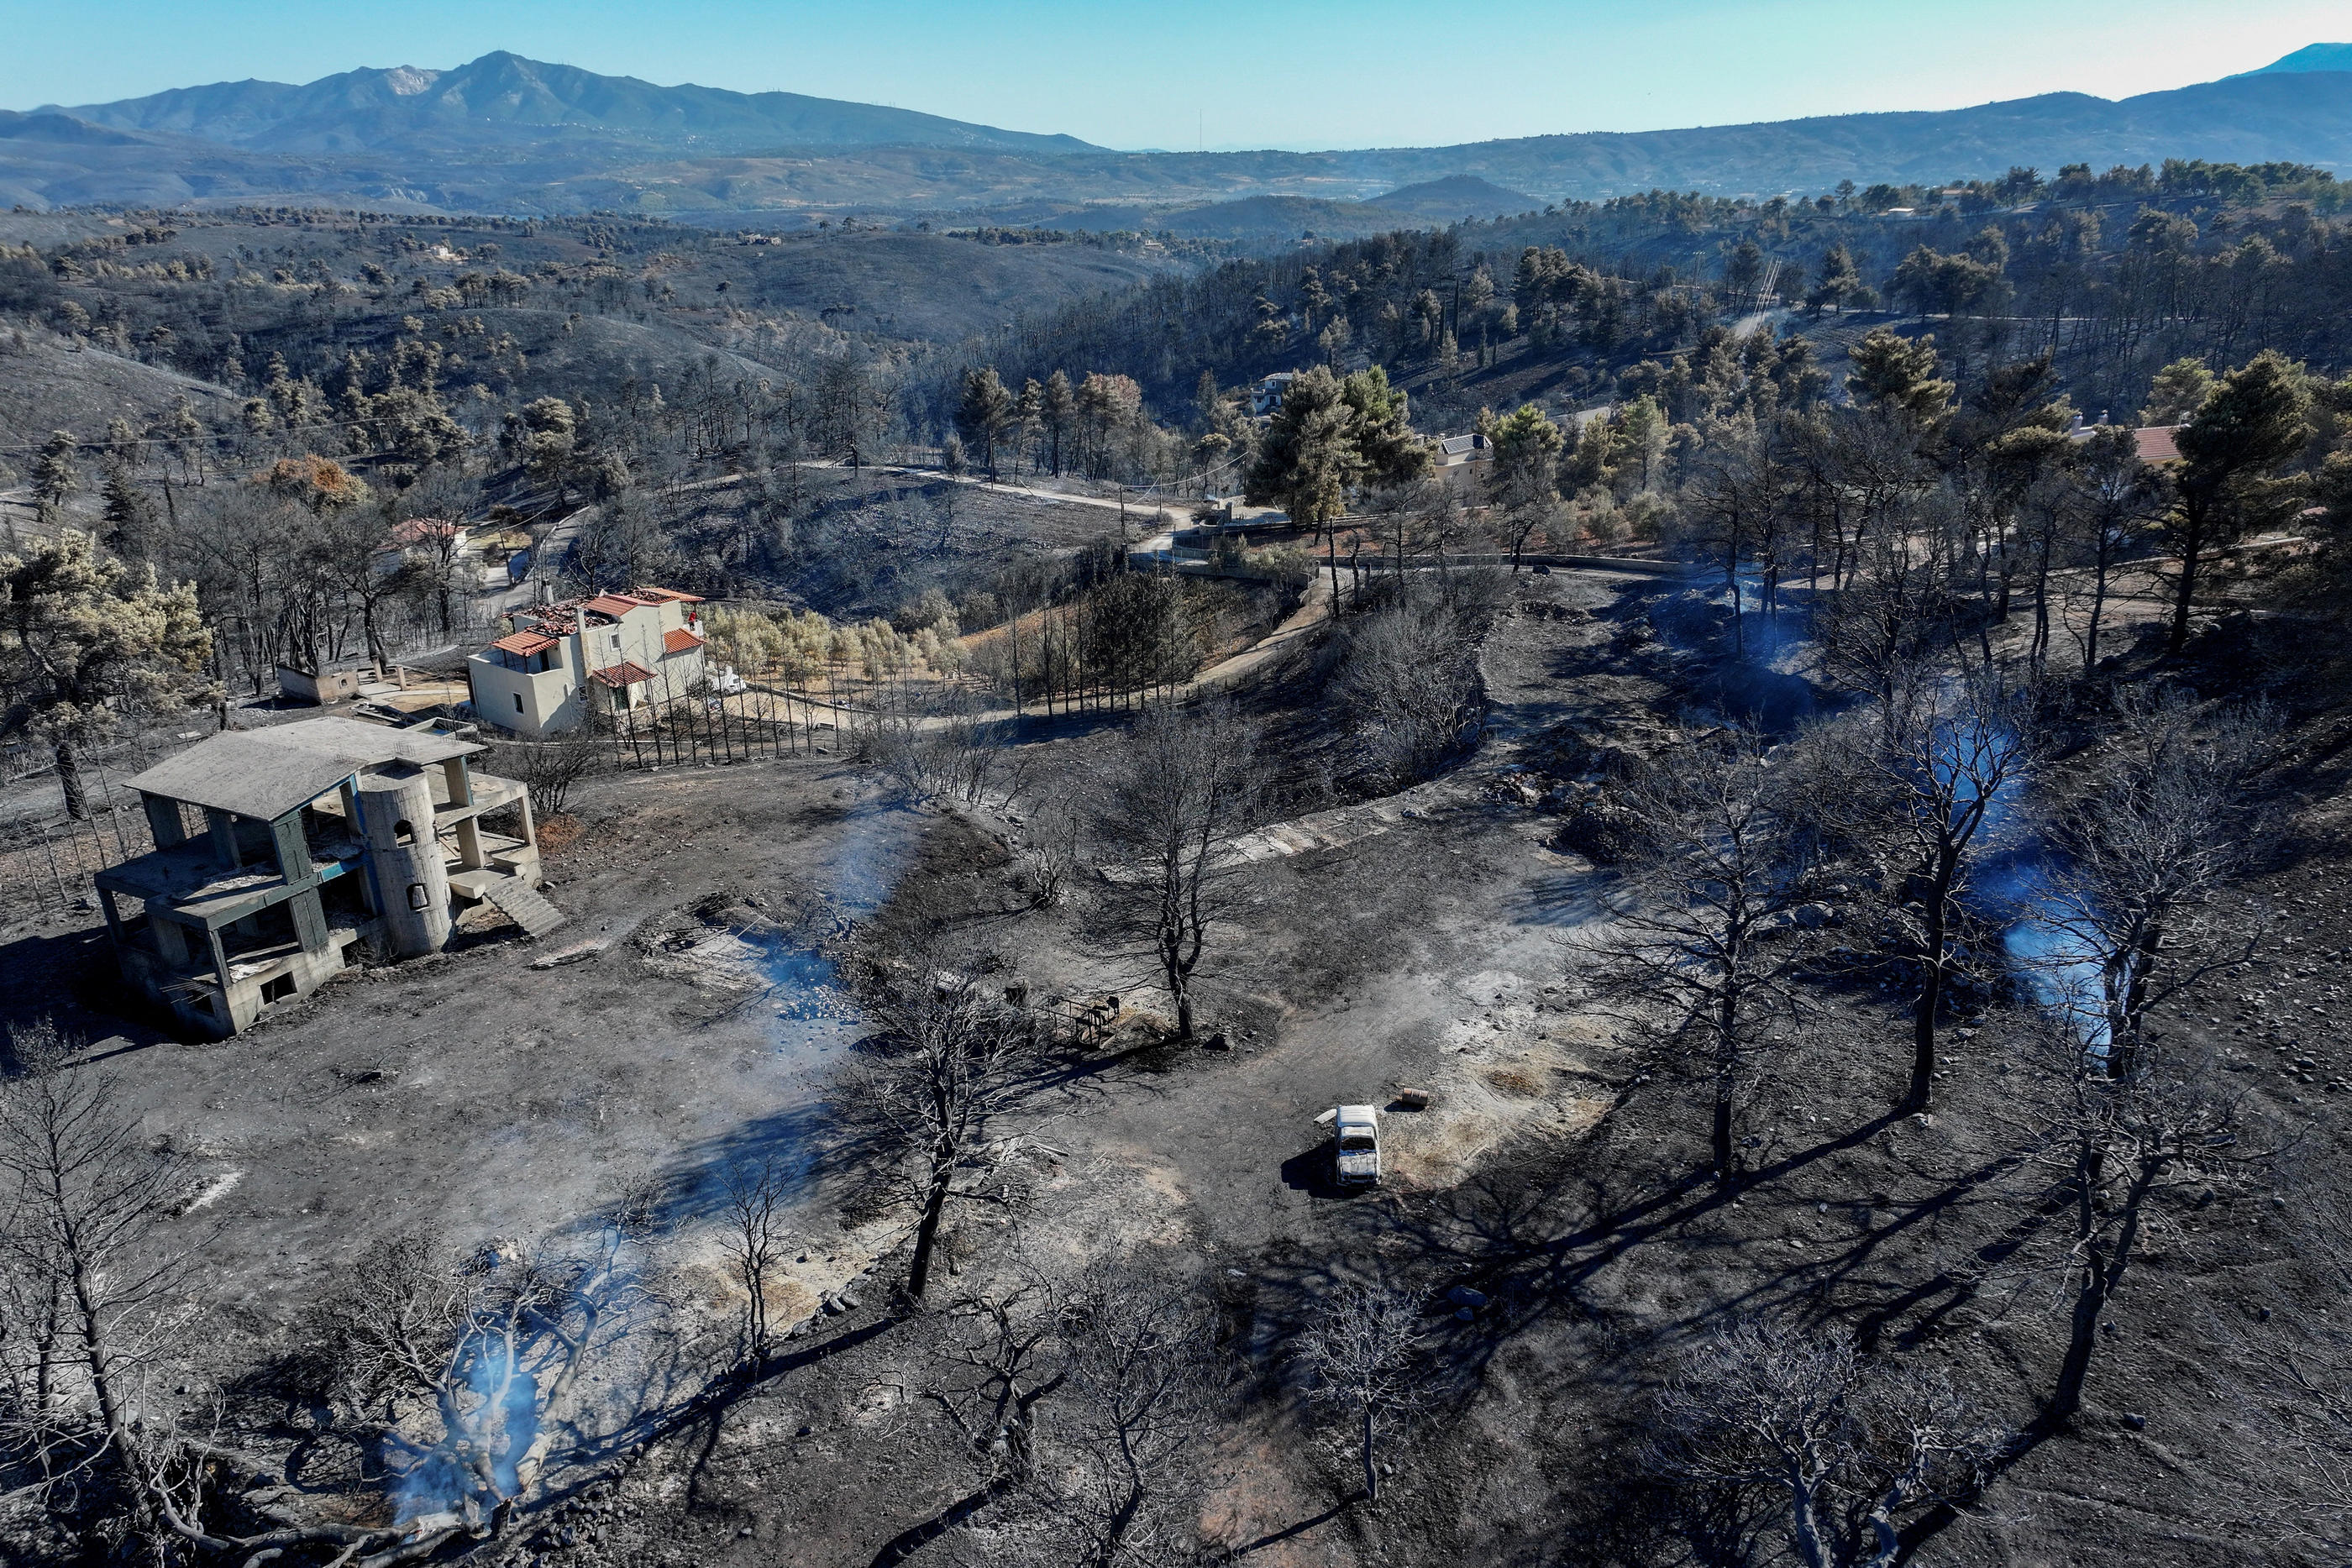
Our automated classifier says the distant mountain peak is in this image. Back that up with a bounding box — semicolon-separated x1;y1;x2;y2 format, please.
2239;43;2352;76
381;66;440;97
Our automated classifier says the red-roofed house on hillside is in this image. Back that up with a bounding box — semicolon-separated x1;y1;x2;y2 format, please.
465;587;706;736
375;517;472;577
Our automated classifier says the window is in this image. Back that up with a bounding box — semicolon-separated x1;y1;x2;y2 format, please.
406;883;430;911
393;818;415;845
260;973;297;1005
514;693;525;713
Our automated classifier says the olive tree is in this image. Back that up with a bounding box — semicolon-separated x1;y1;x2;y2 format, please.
845;974;1032;1300
1089;700;1262;1041
1294;1283;1433;1503
1583;731;1825;1184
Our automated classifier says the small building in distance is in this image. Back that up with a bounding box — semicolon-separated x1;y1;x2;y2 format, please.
1250;371;1301;418
2134;425;2183;464
96;716;561;1038
275;654;377;706
375;517;472;577
2066;414;2184;466
466;587;706;737
1431;431;1493;492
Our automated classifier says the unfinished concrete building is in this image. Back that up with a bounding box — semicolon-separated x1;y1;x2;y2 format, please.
95;716;564;1037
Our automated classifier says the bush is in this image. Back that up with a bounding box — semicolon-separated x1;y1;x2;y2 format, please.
1331;604;1484;786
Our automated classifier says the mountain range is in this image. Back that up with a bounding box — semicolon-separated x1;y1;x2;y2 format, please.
46;51;1100;158
3;49;2349;229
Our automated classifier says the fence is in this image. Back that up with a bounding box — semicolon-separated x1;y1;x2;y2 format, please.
0;801;160;918
606;679;851;772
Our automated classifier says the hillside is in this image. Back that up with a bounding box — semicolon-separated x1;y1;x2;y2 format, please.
2242;43;2352;76
1368;174;1540;219
50;51;1101;157
7;57;2352;220
0;321;237;454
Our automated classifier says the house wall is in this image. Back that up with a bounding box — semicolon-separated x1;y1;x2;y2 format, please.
1434;456;1490;495
277;664;370;705
467;650;589;737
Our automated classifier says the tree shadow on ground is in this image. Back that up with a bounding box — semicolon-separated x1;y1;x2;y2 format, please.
0;924;183;1067
1502;872;1609;928
627;1100;869;1236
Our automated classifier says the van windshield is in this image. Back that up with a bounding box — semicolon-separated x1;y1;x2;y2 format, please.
1338;1133;1375;1150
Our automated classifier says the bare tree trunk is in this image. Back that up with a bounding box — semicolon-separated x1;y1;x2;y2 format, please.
55;739;88;821
1910;918;1946;1111
2166;501;2205;656
1910;849;1960;1112
2047;1249;2108;1427
908;1149;954;1299
2084;527;2113;680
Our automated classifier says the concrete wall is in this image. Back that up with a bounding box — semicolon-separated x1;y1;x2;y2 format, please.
119;910;364;1039
468;651;588;737
278;663;371;705
357;768;452;958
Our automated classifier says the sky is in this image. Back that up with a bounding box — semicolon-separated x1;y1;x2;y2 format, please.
1;0;2344;152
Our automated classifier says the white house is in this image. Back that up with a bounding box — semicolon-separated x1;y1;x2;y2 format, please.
466;587;706;737
1250;371;1301;418
1431;431;1493;492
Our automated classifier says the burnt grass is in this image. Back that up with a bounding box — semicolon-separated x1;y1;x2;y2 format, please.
459;577;2352;1568
3;567;2350;1568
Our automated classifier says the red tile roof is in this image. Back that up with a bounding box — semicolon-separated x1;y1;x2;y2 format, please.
662;627;706;653
589;660;655;688
385;517;463;549
491;632;557;657
2135;426;2183;464
633;586;704;604
583;593;649;618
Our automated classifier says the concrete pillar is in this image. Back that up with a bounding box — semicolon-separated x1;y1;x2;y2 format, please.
152;915;192;968
356;767;451;959
456;815;485;870
441;757;472;807
207;809;238;869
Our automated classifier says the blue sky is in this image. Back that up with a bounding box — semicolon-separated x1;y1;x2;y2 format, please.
2;0;2342;151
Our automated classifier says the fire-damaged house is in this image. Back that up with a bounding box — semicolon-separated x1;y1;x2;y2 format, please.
466;586;706;737
94;716;564;1038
